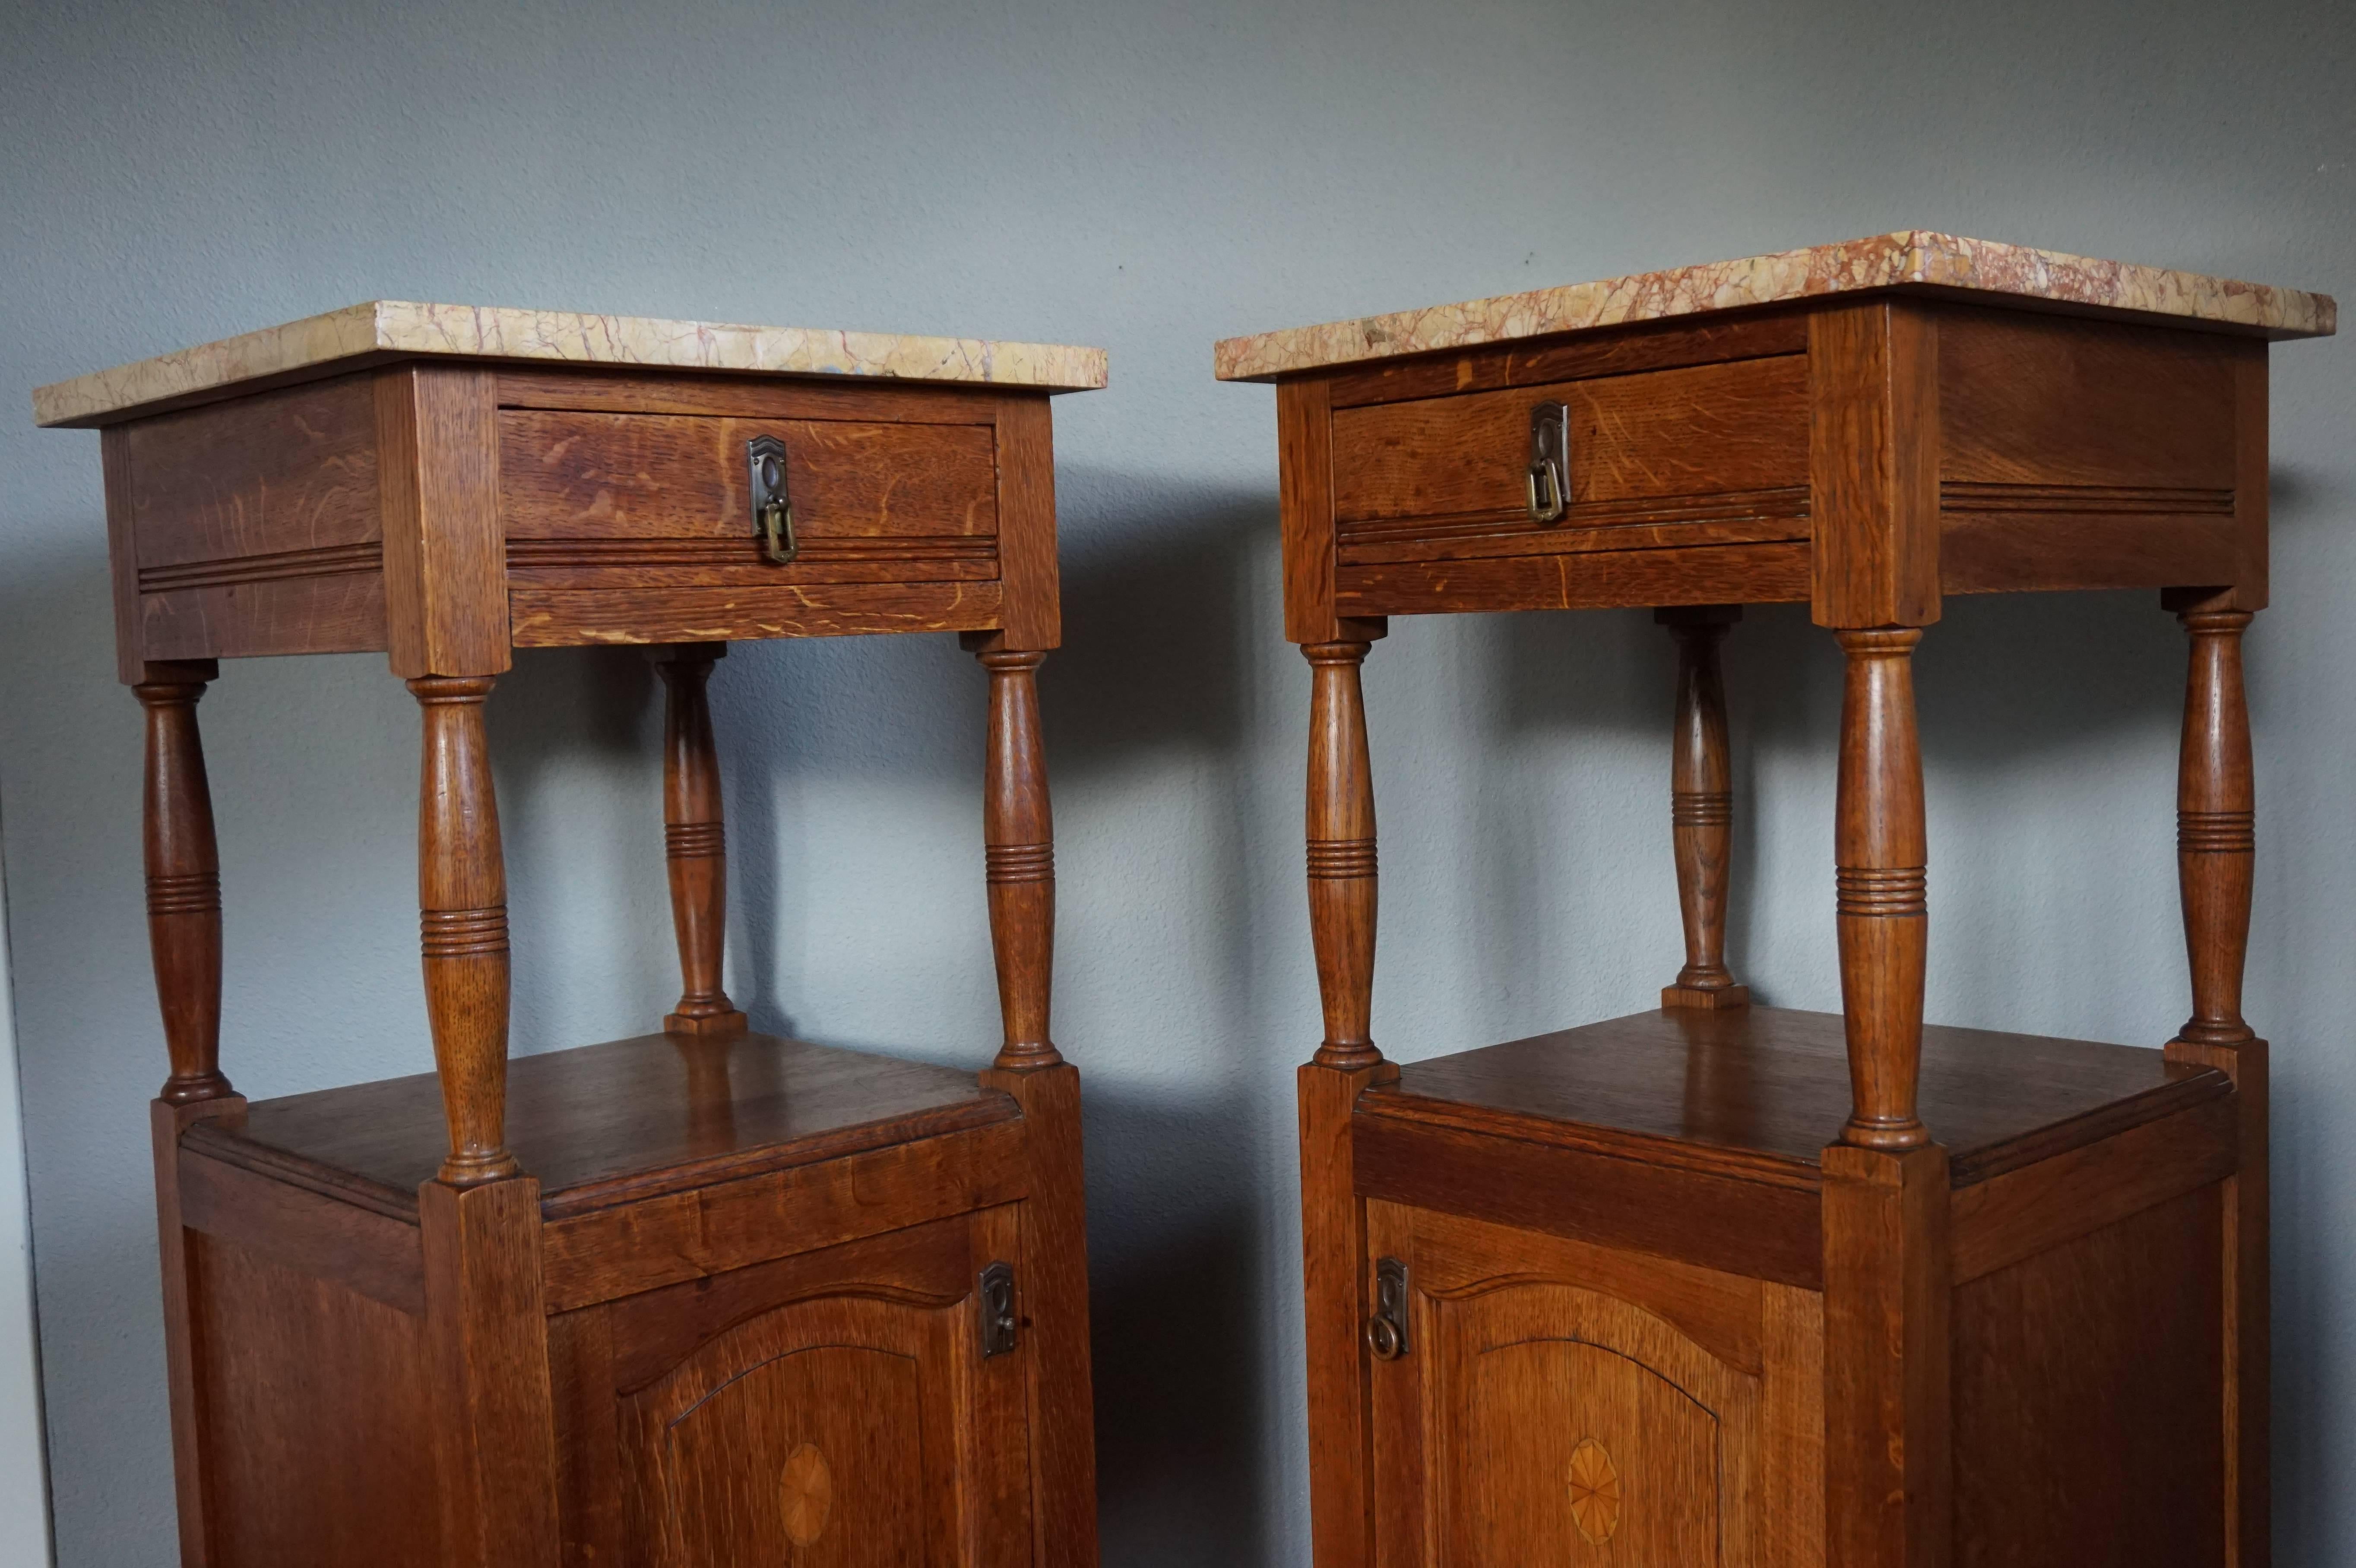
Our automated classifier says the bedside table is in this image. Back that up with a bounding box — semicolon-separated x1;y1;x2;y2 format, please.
1219;233;2334;1568
38;301;1106;1568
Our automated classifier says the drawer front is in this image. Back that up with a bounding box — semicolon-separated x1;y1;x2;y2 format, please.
1328;354;1814;617
501;409;998;583
499;408;1006;645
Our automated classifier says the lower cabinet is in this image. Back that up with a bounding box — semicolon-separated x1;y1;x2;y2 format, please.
553;1207;1034;1568
1365;1202;1824;1568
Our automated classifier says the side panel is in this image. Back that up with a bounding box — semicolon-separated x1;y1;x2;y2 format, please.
1935;309;2245;597
186;1231;443;1567
1951;1184;2226;1567
115;374;391;667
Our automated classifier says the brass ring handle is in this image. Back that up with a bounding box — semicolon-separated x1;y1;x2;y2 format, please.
1367;1313;1404;1361
760;497;799;565
1526;400;1571;526
1526;459;1566;525
748;434;799;564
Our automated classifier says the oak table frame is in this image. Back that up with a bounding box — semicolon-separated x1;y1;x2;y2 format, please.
1218;234;2336;1568
39;304;1107;1568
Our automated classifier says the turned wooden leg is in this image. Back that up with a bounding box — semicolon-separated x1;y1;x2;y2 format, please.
134;660;234;1103
978;650;1060;1070
411;676;517;1185
650;644;746;1037
2165;604;2268;1566
2173;609;2257;1047
1306;642;1381;1071
1658;606;1748;1011
1834;628;1928;1150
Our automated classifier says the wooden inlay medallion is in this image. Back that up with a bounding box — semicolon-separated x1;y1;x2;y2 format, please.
1567;1436;1622;1544
779;1442;832;1546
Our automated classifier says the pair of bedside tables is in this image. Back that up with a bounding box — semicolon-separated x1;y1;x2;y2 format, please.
38;232;2334;1567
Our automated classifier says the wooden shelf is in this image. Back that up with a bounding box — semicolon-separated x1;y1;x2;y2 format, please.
1364;1006;2232;1189
184;1033;1018;1219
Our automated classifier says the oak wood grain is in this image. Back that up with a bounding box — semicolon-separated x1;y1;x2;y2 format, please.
1952;1185;2225;1565
647;644;745;1037
508;579;1003;646
1338;490;1808;564
1659;605;1749;1009
1764;1283;1827;1568
412;674;516;1185
1395;1202;1767;1373
599;1211;974;1391
1332;354;1807;524
1336;539;1812;617
1836;626;1931;1149
1354;1110;1824;1289
378;364;509;677
978;1063;1098;1566
1280;376;1347;644
991;393;1062;651
495;366;1005;425
978;650;1059;1069
102;424;146;681
1325;308;1811;408
1306;642;1381;1069
1431;1266;1755;1564
179;1148;425;1315
203;1031;1021;1220
2174;609;2258;1049
1937;308;2236;491
1822;1141;1951;1568
187;1225;443;1567
2225;339;2270;608
2166;1031;2269;1567
1367;1006;2225;1189
542;1119;1028;1312
419;1176;560;1568
1948;1092;2236;1283
126;373;382;568
152;1095;246;1568
1939;508;2236;595
1300;1059;1396;1568
497;409;997;543
546;1306;623;1567
617;1289;970;1565
134;662;232;1103
138;570;391;661
1809;300;1941;629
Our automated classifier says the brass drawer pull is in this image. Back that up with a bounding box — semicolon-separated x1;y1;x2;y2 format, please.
1366;1255;1410;1360
747;435;799;564
1526;401;1571;525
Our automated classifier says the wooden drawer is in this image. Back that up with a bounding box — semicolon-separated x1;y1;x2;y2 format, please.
499;410;999;585
1333;354;1810;557
1329;353;1814;618
498;390;1010;648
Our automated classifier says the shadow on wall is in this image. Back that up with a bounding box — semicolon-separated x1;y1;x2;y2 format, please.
1046;478;1279;1563
1050;475;1263;765
1083;1081;1272;1567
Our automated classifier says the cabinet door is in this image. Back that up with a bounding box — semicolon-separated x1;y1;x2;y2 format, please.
588;1208;1030;1568
1368;1202;1822;1568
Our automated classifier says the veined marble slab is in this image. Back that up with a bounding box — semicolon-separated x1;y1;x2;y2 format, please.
1214;232;2336;381
35;301;1108;426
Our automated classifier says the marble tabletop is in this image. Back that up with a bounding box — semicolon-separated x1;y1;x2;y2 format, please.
35;300;1109;427
1213;231;2336;382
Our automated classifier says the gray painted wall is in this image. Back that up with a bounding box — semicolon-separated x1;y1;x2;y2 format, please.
3;2;2350;1562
